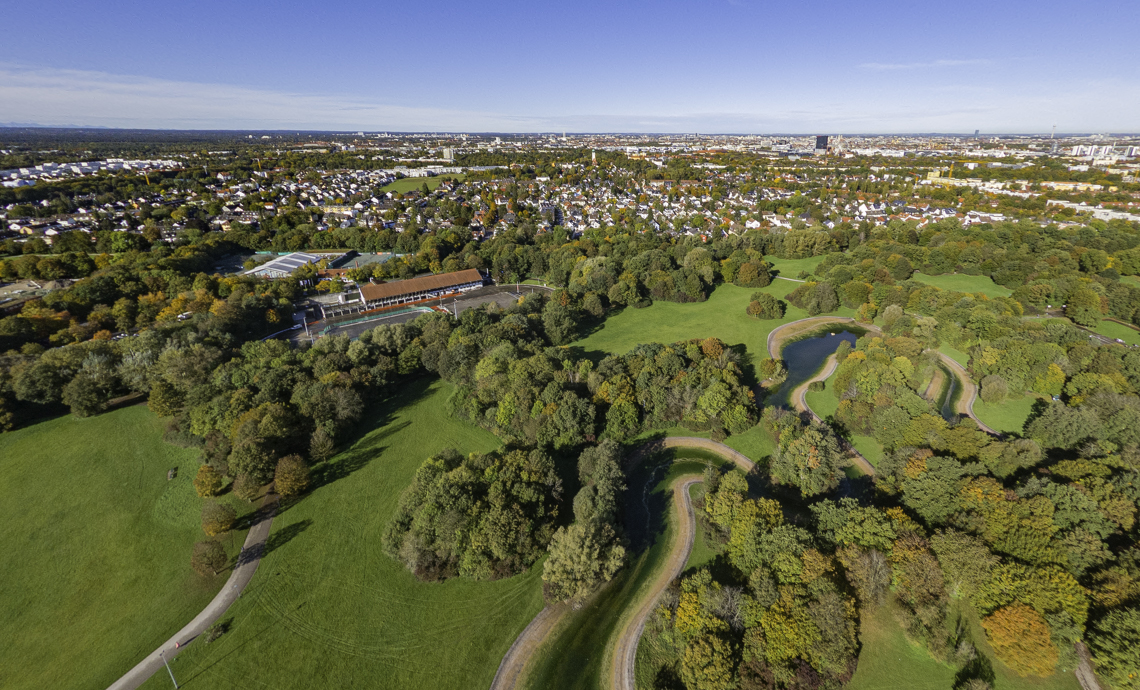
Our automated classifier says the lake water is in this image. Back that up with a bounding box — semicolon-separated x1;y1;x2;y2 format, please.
768;330;859;408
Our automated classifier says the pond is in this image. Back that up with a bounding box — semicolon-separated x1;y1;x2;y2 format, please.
768;330;859;408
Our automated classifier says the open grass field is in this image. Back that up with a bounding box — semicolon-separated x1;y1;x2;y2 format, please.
684;482;720;571
938;343;971;368
974;394;1041;435
1093;318;1140;345
911;272;1013;299
575;280;856;384
524;452;723;690
764;254;827;279
380;175;464;194
140;379;546;690
0;405;245;690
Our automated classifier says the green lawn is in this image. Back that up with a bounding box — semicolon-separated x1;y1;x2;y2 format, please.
685;483;720;571
764;254;827;279
1093;318;1140;345
974;395;1041;435
525;452;723;690
141;380;546;690
380;175;464;194
0;405;245;690
576;281;855;383
911;272;1013;299
804;373;885;468
938;343;971;368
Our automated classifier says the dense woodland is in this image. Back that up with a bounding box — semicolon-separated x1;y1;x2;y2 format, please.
3;204;1140;687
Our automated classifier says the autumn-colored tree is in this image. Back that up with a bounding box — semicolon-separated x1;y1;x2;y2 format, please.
193;464;225;497
1088;607;1140;690
274;454;311;498
147;379;183;417
191;540;228;576
981;604;1058;677
232;473;261;502
201;501;237;537
681;634;737;690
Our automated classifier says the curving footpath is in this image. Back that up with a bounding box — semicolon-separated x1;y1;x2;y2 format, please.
611;476;702;690
106;494;278;690
490;437;752;690
935;352;1001;436
789;355;876;477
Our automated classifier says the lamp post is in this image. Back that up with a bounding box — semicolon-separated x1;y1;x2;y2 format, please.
159;649;179;689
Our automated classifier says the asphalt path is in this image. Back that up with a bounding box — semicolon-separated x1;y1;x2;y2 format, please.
106;494;278;690
489;437;753;690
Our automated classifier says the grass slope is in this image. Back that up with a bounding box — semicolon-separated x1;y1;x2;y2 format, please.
141;380;544;690
524;452;723;690
1093;318;1140;345
0;405;240;690
847;598;957;690
911;272;1013;299
974;395;1041;435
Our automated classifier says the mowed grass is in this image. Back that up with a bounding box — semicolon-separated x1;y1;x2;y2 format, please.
911;272;1013;299
524;453;722;690
804;374;885;468
847;598;957;690
1093;318;1140;345
764;254;827;279
141;379;546;690
938;343;971;368
380;174;464;194
974;395;1041;435
684;483;720;571
575;280;855;383
0;405;240;690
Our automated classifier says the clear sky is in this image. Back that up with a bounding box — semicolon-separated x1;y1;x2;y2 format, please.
1;0;1137;133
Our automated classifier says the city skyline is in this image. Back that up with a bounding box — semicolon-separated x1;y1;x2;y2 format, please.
1;0;1138;132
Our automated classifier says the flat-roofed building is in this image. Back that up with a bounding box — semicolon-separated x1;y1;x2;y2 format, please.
358;269;484;308
244;252;326;278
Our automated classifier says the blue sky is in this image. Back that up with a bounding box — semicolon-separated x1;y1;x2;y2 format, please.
1;0;1137;132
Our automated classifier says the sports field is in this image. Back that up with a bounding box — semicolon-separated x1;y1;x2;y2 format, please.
380;175;464;194
0;405;245;690
140;379;544;690
911;272;1013;299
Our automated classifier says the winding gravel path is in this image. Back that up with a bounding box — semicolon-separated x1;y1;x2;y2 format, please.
106;494;278;690
935;352;1001;436
790;355;876;477
490;437;753;690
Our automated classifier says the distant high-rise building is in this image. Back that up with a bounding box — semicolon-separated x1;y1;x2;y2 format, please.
815;135;829;150
974;129;980;138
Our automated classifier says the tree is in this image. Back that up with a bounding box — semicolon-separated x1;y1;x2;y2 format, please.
191;540;228;576
542;522;626;602
770;425;844;497
147;380;183;417
309;426;335;463
746;292;785;319
62;374;104;417
981;604;1059;677
201;501;237;537
979;375;1008;403
193;464;225;497
232;473;261;502
274;454;310;497
681;634;737;690
1088;607;1140;690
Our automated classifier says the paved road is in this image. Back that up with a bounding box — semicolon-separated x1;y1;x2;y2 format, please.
489;437;753;690
106;494;279;690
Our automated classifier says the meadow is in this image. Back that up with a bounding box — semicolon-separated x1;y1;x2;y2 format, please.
973;394;1041;435
910;272;1013;299
0;405;244;690
140;379;545;690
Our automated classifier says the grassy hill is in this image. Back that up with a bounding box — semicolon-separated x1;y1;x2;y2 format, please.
141;379;544;690
0;405;244;690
